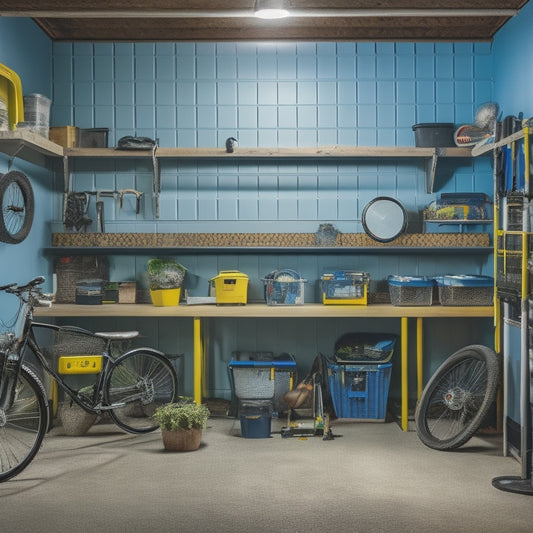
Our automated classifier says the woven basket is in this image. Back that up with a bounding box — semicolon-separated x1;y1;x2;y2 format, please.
55;256;109;303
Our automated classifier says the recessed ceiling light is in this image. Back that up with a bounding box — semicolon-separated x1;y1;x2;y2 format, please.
254;0;290;19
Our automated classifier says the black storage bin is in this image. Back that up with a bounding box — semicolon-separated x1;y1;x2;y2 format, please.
412;123;455;147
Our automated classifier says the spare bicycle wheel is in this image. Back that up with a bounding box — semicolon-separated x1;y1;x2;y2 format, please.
0;170;35;244
415;345;499;451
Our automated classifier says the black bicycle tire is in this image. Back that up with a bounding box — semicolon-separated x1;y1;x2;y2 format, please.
0;171;35;244
415;344;499;451
0;365;48;482
104;350;178;434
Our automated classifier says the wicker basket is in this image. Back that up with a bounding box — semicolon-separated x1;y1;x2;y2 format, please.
55;256;109;303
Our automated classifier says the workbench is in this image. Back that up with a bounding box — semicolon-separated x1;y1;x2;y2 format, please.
35;303;494;431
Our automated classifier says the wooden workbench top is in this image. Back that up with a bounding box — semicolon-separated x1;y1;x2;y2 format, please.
35;303;494;319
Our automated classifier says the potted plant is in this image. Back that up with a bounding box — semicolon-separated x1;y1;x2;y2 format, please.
58;386;97;436
147;258;186;306
152;397;210;452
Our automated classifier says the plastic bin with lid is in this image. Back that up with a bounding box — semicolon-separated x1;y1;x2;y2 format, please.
388;275;435;306
435;275;493;306
210;270;248;305
321;271;370;305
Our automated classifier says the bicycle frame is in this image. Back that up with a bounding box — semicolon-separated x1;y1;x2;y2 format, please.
1;279;167;416
25;322;115;415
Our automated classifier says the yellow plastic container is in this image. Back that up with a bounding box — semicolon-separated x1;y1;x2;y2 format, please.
210;270;248;305
0;62;24;130
58;355;103;374
150;287;181;307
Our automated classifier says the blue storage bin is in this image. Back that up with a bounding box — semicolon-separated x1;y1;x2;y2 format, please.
239;401;272;438
229;358;297;413
435;275;493;306
388;275;435;306
327;362;392;420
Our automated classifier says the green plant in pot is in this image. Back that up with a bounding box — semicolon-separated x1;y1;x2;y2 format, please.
152;397;210;452
147;258;186;306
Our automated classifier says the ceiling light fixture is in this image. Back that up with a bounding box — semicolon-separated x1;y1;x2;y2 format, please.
254;0;290;19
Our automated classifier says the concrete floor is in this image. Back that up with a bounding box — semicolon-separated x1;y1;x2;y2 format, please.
1;417;532;533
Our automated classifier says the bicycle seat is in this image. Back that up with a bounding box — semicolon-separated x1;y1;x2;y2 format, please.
94;331;139;341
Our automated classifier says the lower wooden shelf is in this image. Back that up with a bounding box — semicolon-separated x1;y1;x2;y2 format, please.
35;303;494;319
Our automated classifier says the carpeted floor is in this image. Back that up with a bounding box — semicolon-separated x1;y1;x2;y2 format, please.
1;417;531;533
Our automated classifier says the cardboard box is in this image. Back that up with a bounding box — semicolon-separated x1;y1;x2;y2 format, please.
49;126;79;147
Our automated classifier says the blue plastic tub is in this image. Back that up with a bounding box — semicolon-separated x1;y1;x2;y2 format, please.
327;361;393;421
388;275;435;306
435;275;493;306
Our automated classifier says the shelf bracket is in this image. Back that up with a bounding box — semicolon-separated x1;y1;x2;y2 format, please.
61;155;72;226
425;148;443;194
7;143;24;170
152;144;160;219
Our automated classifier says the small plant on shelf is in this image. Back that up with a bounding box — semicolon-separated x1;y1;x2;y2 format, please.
147;258;186;306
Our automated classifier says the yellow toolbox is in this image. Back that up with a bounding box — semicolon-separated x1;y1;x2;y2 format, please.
210;270;249;305
58;355;103;374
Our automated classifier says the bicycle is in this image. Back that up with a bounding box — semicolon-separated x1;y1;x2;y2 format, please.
0;276;179;482
415;344;499;451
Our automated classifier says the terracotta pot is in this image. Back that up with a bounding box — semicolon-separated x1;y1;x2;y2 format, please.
58;402;97;436
161;427;202;451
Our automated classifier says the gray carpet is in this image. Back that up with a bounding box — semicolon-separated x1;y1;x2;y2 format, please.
1;418;531;533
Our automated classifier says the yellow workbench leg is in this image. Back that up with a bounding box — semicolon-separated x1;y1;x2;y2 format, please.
193;317;202;405
401;317;408;431
417;317;423;399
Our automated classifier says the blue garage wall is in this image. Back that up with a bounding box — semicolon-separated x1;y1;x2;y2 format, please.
493;0;533;118
0;19;53;309
47;40;496;398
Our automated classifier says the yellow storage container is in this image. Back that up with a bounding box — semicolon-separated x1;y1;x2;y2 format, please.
0;62;24;130
210;270;248;305
58;355;103;374
150;287;181;307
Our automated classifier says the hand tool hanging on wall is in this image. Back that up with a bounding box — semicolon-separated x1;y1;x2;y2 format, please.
119;189;143;214
63;191;92;232
95;190;117;233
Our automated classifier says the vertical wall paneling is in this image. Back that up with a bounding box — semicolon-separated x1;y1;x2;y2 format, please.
49;40;496;398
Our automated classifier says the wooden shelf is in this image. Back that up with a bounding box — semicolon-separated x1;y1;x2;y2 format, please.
0;129;472;163
35;302;494;319
0;130;63;168
44;246;493;255
64;145;473;159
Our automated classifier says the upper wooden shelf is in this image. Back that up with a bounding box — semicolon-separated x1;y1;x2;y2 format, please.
65;145;473;159
0;130;63;167
0;129;472;162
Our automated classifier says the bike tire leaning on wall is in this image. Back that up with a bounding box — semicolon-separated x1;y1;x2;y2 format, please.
415;344;499;451
0;170;35;244
0;365;49;482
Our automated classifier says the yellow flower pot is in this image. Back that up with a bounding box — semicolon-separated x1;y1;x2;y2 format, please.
150;288;181;307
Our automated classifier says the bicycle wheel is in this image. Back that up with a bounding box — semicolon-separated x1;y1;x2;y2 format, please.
0;171;35;244
0;365;48;482
415;344;499;451
104;350;178;433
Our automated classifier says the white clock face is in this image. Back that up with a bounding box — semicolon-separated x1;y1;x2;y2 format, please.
362;197;407;242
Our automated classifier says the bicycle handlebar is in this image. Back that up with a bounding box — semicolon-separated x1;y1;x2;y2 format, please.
0;276;45;294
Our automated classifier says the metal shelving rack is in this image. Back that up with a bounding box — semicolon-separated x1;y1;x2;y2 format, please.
489;127;533;495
